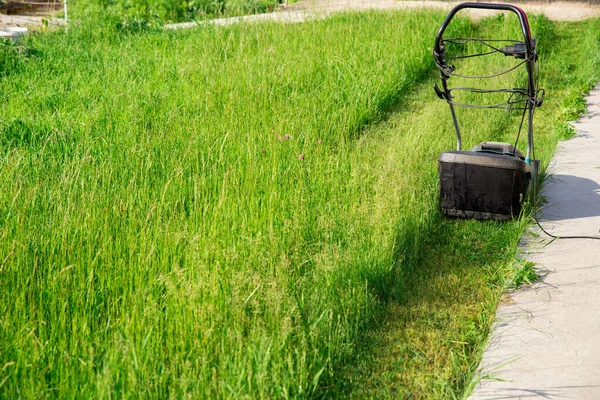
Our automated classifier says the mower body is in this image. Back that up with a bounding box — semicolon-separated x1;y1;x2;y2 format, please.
433;2;543;221
438;148;531;221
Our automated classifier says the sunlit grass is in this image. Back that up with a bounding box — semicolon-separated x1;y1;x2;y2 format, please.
0;9;599;399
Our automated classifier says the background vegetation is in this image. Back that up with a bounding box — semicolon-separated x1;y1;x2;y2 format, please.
0;7;599;399
83;0;280;24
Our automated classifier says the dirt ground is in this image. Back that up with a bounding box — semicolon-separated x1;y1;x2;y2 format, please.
0;0;64;29
163;0;600;29
0;0;61;15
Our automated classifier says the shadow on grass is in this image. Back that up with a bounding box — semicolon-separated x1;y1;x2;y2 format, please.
321;203;525;398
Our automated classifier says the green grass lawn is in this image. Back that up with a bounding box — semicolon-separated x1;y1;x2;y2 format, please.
0;9;599;398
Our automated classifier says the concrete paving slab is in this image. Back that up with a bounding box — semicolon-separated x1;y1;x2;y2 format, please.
469;84;600;399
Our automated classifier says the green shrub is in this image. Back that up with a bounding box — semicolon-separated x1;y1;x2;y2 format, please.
77;0;278;23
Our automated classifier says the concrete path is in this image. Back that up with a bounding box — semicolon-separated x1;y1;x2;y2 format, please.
469;85;600;399
2;0;598;30
165;1;600;29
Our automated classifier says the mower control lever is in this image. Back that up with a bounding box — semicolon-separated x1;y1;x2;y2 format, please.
536;89;545;107
501;38;536;59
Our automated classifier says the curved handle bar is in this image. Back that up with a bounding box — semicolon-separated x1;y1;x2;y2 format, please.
433;2;539;160
434;2;533;60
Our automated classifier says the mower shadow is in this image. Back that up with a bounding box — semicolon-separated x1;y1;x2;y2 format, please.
539;174;600;221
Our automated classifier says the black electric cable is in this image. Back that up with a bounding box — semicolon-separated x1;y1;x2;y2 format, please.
445;88;529;110
447;60;528;79
439;38;533;78
445;101;526;110
449;87;528;94
444;50;499;60
445;38;521;43
443;37;521;55
531;173;600;241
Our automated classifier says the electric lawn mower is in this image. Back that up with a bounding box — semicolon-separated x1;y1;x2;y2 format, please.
433;3;544;221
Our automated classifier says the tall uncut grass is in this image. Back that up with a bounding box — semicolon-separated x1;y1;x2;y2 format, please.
0;11;461;398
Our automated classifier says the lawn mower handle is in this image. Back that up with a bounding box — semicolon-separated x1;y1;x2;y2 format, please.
434;3;534;63
434;2;538;163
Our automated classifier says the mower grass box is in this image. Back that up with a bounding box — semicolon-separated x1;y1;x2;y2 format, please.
438;151;531;221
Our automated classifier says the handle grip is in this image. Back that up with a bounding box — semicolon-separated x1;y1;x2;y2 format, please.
434;2;535;74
